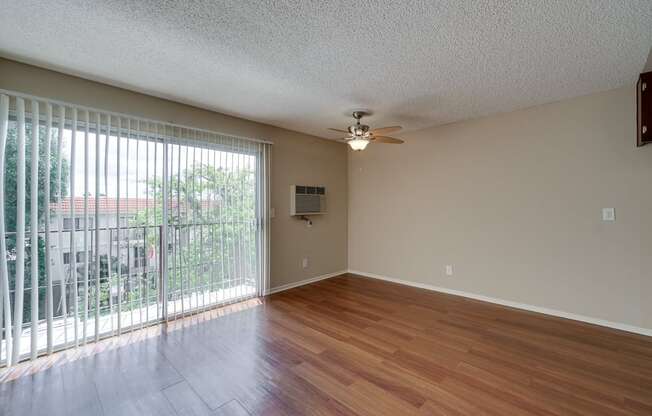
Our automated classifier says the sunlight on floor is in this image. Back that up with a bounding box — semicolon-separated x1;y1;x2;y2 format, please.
0;297;263;383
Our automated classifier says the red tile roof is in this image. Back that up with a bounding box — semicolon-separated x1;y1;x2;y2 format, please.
50;197;217;214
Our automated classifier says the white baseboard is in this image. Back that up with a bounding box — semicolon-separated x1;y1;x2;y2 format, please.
265;270;347;295
348;269;652;337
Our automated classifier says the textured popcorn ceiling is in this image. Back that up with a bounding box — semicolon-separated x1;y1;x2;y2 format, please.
1;1;651;139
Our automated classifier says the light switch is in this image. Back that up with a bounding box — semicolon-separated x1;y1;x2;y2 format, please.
602;208;615;222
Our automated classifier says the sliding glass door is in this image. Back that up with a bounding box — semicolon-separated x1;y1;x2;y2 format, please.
0;91;270;366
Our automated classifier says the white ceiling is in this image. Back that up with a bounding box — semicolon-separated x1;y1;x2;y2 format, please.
1;1;651;139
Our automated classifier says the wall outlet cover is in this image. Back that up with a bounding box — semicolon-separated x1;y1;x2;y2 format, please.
602;208;615;221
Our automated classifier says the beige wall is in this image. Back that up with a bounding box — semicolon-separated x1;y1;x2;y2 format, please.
0;58;348;290
3;57;649;331
349;86;652;330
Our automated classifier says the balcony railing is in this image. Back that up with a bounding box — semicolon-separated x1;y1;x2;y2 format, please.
1;221;258;364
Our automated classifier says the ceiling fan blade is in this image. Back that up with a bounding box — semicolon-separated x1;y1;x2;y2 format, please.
370;126;402;135
372;136;404;144
328;128;349;133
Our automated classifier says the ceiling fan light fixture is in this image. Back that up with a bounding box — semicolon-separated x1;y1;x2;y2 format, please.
348;138;369;151
330;111;403;151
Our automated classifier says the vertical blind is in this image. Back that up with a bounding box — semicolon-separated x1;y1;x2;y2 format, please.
0;90;271;366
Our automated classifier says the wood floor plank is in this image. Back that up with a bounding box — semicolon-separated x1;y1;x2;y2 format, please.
0;366;68;416
2;274;650;415
213;400;251;416
163;380;214;416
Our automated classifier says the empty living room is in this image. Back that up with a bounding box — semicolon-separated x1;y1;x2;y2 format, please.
1;1;651;415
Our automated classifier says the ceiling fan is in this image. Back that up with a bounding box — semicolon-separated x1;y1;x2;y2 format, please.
329;111;404;151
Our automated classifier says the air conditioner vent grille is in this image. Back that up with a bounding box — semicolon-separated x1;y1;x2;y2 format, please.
290;185;326;215
296;195;322;213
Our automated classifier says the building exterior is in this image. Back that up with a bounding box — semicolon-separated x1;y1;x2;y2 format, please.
47;197;159;317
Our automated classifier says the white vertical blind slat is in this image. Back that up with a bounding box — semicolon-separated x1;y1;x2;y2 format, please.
116;117;122;336
94;112;101;341
154;126;159;319
220;147;226;297
70;108;78;347
191;144;197;310
260;143;271;296
235;138;240;299
12;97;26;364
210;147;217;301
106;115;113;336
30;100;39;360
228;138;235;301
45;103;53;354
161;127;168;321
56;105;67;347
0;94;13;366
82;110;89;344
179;141;185;317
136;123;142;329
145;125;150;325
198;144;204;308
126;119;133;331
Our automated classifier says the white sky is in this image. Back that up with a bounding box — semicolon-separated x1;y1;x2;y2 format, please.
61;129;256;199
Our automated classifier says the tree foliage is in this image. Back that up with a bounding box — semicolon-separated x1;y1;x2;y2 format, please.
132;161;258;300
4;122;70;321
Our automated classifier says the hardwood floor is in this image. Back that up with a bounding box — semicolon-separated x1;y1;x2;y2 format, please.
1;273;651;415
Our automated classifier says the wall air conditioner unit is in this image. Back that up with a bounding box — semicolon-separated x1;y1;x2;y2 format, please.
290;185;326;216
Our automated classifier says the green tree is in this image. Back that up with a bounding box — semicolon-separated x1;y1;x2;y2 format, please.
4;121;69;322
130;158;257;305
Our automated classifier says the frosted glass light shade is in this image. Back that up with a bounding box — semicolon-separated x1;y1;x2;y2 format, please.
348;138;369;151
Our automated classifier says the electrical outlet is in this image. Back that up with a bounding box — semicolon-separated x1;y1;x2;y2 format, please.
445;265;453;276
302;258;308;269
602;208;615;222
